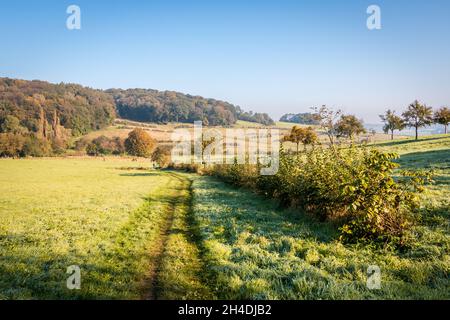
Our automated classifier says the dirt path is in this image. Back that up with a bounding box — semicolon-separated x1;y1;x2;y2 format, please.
142;172;212;300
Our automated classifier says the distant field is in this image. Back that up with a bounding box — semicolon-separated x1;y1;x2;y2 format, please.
78;119;403;154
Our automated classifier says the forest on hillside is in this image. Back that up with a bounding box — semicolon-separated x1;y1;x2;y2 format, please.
280;112;320;125
0;78;274;156
0;78;116;136
0;78;116;156
108;88;274;126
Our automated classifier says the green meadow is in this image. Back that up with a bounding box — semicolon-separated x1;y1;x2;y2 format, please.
0;158;209;299
0;135;449;299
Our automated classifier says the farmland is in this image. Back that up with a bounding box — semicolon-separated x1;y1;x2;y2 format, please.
0;134;449;299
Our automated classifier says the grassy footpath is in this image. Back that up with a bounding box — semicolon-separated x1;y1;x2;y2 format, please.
154;173;214;300
0;159;207;299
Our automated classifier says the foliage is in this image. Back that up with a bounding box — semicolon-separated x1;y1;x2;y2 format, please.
402;100;434;140
86;135;125;156
0;132;51;157
191;174;449;299
0;78;115;136
334;115;366;139
108;88;274;126
282;126;318;153
380;109;405;140
125;128;156;157
0;115;28;134
312;105;342;145
0;133;25;157
434;106;450;134
151;145;173;168
205;145;432;246
279;112;320;125
235;108;275;126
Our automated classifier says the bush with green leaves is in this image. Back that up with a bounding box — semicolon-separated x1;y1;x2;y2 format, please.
205;145;432;247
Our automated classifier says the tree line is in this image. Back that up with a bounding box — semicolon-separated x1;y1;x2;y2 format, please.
279;112;320;125
380;100;449;140
107;88;274;126
0;78;274;157
0;78;116;157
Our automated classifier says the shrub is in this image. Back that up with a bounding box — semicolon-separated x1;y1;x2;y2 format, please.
204;145;431;247
0;133;55;157
22;135;52;157
0;133;25;157
151;145;172;168
125;128;156;157
86;136;125;156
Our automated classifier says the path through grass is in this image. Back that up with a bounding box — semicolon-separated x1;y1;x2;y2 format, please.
0;159;208;299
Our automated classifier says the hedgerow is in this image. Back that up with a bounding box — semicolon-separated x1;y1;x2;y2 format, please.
203;145;433;247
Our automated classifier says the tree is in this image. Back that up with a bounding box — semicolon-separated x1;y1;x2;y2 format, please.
125;128;156;157
434;107;450;134
283;126;303;153
0;133;25;157
402;100;433;140
379;109;405;140
283;126;318;153
301;127;319;149
0;115;28;134
334;115;366;140
86;135;125;156
312;105;342;146
279;112;319;125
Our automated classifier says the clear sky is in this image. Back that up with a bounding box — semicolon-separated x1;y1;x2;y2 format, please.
1;0;449;123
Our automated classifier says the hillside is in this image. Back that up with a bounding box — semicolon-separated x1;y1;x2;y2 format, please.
0;78;116;137
0;78;273;138
107;88;274;126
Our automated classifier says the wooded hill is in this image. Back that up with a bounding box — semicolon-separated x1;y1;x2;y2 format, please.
0;78;116;137
107;88;274;126
0;78;274;139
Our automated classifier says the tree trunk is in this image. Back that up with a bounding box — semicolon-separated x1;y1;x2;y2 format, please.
445;125;448;134
415;125;418;140
391;130;394;140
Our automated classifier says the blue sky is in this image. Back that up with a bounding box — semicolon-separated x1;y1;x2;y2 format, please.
1;0;449;122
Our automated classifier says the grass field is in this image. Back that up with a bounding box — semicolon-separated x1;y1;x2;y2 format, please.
0;158;209;299
0;134;449;300
188;135;449;299
190;175;449;299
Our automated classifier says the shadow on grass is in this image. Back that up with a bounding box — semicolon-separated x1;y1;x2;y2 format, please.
375;136;445;148
194;176;338;245
396;149;450;185
119;172;160;177
0;244;151;299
